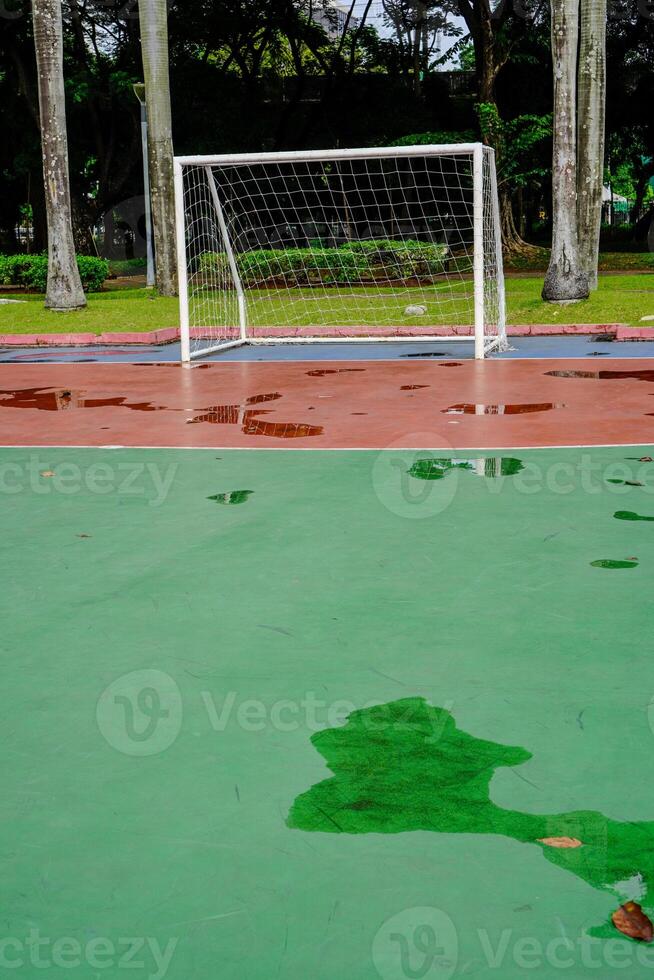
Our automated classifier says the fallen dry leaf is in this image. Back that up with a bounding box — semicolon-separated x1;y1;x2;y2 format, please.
612;902;654;942
537;837;583;849
40;470;55;478
640;457;653;463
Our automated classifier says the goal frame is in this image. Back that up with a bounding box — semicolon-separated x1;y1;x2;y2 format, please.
173;143;506;362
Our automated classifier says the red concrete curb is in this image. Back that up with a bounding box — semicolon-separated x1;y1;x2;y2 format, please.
615;326;654;341
0;322;650;347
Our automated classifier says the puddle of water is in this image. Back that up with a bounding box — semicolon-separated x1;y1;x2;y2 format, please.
187;393;280;424
245;393;282;405
285;695;654;943
400;351;447;358
207;490;253;505
243;419;323;438
591;559;639;569
187;392;322;438
442;403;563;415
614;511;654;522
7;348;161;362
408;457;524;480
547;369;654;381
306;368;365;377
439;362;464;367
0;387;162;411
400;385;430;391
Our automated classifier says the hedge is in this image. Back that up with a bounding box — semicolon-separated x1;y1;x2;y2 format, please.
0;254;109;292
197;239;448;287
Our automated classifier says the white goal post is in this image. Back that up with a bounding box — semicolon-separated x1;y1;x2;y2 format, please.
173;144;507;361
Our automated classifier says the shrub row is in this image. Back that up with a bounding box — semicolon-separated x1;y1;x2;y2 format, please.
198;239;448;287
0;254;108;292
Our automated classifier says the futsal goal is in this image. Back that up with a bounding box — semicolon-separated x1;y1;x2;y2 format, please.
173;144;507;361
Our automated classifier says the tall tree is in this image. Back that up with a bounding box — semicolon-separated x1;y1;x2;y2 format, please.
542;0;588;302
382;0;458;96
32;0;86;310
138;0;177;296
455;0;549;253
576;0;607;291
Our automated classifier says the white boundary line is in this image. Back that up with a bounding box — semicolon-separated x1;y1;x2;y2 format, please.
2;443;653;452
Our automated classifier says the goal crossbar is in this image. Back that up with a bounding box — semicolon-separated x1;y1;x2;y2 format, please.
175;144;483;168
174;143;507;361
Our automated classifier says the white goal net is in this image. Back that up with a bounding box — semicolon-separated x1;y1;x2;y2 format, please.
174;144;507;361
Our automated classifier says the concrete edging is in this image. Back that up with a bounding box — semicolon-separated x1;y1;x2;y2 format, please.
0;323;650;347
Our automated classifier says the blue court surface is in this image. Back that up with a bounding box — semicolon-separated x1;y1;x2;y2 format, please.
2;336;654;363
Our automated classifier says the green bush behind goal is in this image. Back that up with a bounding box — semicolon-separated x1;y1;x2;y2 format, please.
0;254;108;292
197;239;451;288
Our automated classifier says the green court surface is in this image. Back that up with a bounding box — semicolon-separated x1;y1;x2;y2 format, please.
3;446;654;978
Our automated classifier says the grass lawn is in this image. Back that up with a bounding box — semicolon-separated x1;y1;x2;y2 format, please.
0;272;653;334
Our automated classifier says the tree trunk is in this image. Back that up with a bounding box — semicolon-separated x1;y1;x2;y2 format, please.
412;0;427;97
478;0;496;104
32;0;86;310
577;0;607;291
138;0;177;296
542;0;589;303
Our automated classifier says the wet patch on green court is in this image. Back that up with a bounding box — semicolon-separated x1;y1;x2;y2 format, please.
614;511;654;522
408;457;525;481
207;490;254;505
591;559;639;569
288;698;654;942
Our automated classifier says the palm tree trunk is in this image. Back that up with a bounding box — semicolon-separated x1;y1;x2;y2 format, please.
32;0;86;310
542;0;589;303
138;0;177;296
577;0;607;291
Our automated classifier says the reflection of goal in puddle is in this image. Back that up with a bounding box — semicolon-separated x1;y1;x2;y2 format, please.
443;403;565;416
412;457;525;481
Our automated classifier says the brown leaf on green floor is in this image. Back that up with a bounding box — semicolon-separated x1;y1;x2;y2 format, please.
612;902;654;942
538;837;583;849
40;470;55;477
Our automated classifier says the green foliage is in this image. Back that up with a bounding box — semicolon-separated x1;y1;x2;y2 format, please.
476;103;552;188
456;43;476;72
198;240;449;287
0;255;108;292
390;130;476;147
76;256;109;291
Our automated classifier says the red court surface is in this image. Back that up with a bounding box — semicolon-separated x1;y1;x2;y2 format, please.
2;358;654;449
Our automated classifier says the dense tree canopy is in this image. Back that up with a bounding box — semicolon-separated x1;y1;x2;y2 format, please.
1;0;652;256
